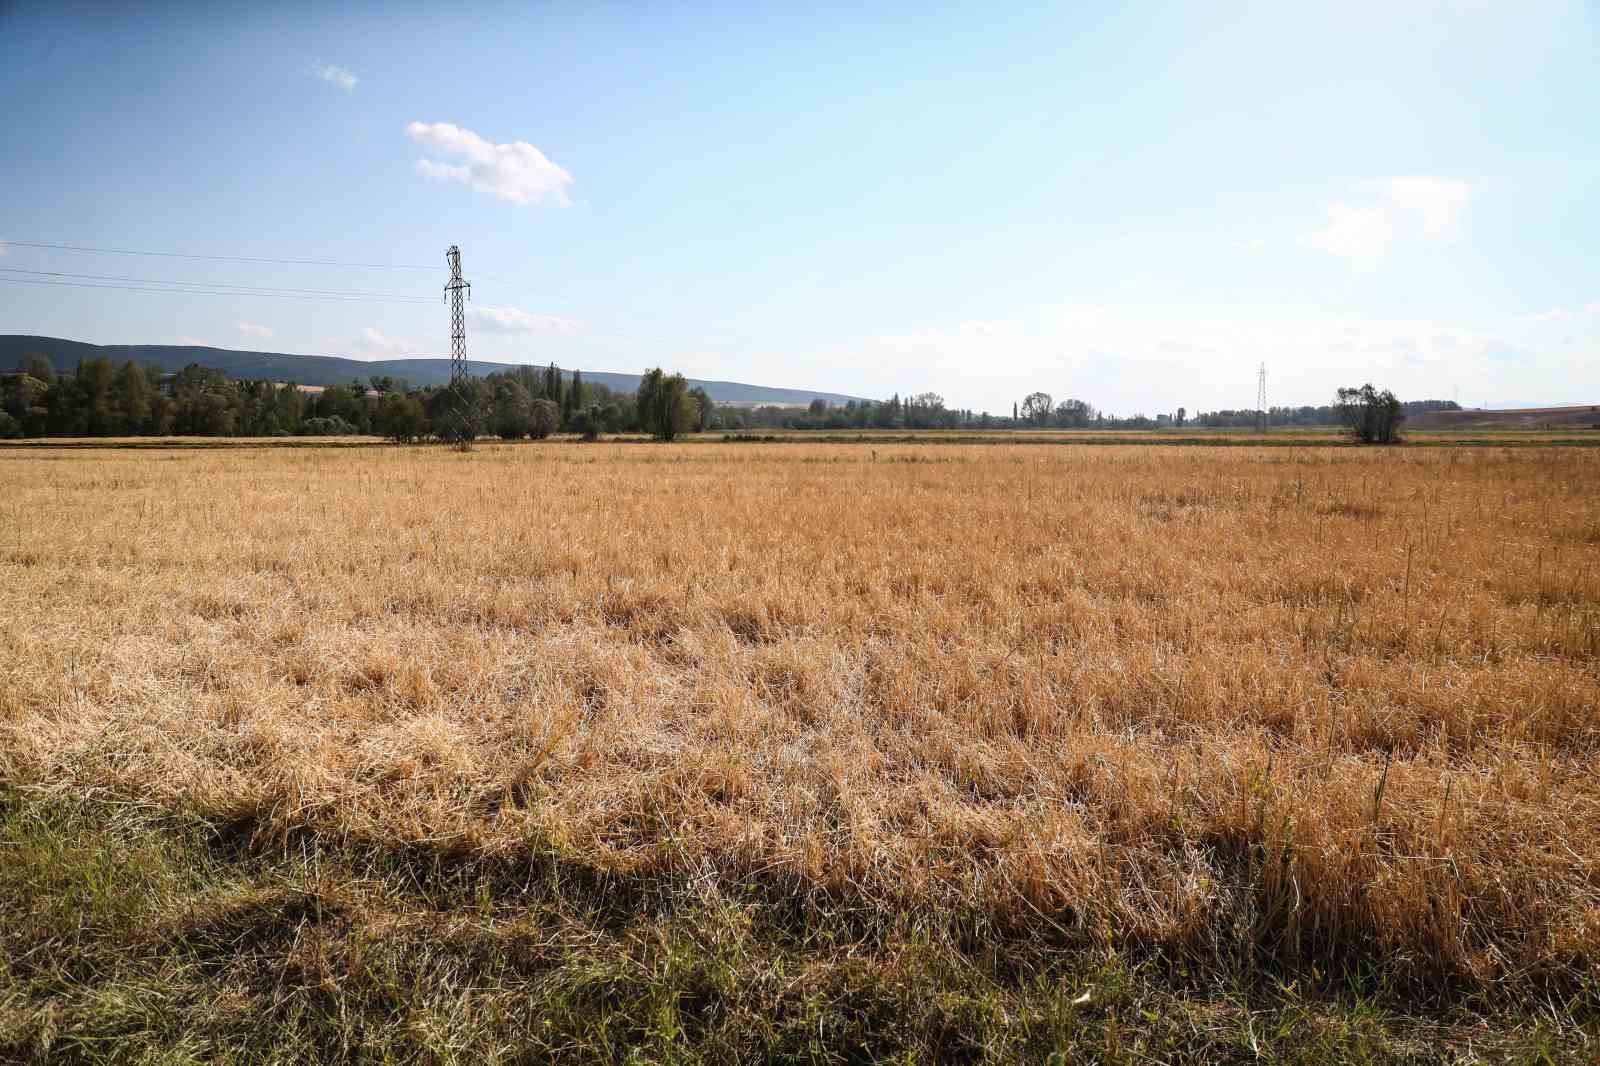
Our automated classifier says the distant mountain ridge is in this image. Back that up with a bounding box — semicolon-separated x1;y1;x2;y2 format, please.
0;336;867;407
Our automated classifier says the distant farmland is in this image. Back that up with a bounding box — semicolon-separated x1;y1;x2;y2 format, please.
2;440;1597;1061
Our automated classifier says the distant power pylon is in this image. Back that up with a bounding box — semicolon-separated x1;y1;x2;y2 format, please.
1255;362;1268;433
445;245;471;387
441;245;476;443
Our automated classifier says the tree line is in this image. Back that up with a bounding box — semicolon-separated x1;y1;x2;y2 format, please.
0;355;362;438
1186;397;1454;429
2;350;1444;444
0;352;719;442
737;392;1454;433
0;353;975;441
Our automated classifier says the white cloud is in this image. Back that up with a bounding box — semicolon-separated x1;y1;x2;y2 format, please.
1306;176;1470;263
1058;307;1104;331
1524;300;1600;326
176;335;213;348
354;328;417;356
469;305;580;335
313;64;357;91
406;121;573;206
0;240;8;256
1306;201;1396;262
1377;176;1470;236
237;321;274;340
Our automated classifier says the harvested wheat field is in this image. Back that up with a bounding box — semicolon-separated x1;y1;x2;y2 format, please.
3;440;1598;1063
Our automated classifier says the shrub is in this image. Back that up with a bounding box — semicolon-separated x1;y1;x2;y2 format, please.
1334;384;1405;444
301;415;357;436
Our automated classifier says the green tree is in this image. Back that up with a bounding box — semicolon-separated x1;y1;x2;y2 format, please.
2;371;50;436
312;385;372;433
600;395;633;432
427;380;486;444
564;369;585;425
168;365;241;436
528;398;561;439
1021;392;1054;426
636;367;696;441
873;393;902;429
690;386;715;431
75;358;117;435
116;361;152;433
491;378;534;439
376;393;427;443
1334;384;1405;444
20;353;55;384
1055;398;1096;428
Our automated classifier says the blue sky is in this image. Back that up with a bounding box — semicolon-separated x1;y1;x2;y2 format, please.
1;1;1595;413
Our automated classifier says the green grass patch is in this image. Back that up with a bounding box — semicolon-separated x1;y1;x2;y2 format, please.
1;784;1591;1064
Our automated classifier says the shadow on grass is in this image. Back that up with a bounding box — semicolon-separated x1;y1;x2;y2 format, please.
3;784;1593;1064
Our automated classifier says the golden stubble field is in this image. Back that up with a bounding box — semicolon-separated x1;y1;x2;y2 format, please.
2;441;1597;992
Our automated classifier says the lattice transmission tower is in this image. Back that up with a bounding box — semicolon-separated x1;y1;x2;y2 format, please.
441;245;476;443
445;245;471;386
1255;362;1268;433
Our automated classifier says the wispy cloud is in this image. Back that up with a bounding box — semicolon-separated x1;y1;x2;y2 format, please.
1306;176;1471;263
1378;176;1470;236
1306;202;1394;262
237;321;274;340
0;239;8;257
313;63;358;91
354;327;417;356
406;121;573;206
1523;299;1600;325
469;305;580;335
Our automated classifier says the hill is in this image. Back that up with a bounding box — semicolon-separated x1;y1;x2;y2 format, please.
0;335;867;407
1408;404;1600;430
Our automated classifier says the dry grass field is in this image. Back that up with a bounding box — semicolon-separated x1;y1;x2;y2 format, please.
2;439;1598;1062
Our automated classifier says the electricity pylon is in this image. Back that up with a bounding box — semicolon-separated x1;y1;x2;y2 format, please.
1256;362;1267;433
441;245;476;443
445;245;471;386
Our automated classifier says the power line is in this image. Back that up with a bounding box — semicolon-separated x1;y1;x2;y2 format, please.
0;267;432;302
0;276;435;305
0;240;439;270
